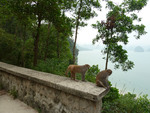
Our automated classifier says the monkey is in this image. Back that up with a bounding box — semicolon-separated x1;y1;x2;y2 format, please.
96;69;112;89
66;64;90;81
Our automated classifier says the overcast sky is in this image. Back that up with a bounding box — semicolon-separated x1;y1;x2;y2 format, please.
73;0;150;47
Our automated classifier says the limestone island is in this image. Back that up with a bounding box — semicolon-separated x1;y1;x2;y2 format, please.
134;46;144;52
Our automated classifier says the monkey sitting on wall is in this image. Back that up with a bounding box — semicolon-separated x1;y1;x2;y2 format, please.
96;69;112;89
66;64;90;81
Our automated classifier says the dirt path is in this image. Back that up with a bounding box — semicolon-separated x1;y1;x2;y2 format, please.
0;90;38;113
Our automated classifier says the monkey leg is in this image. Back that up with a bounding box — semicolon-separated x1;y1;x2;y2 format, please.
70;72;74;80
98;80;107;89
105;81;110;89
81;73;86;81
71;72;76;81
73;73;76;81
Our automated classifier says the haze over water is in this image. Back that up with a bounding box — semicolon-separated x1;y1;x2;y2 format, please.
78;49;150;97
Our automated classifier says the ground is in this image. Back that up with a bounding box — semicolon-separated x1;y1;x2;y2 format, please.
0;90;38;113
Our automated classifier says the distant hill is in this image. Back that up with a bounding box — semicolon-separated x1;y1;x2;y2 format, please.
77;44;104;51
77;45;92;51
147;48;150;52
134;46;144;52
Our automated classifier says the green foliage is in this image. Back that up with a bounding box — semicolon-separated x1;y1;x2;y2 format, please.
37;107;42;113
117;93;137;112
0;0;75;68
68;38;79;60
72;0;101;26
102;92;150;113
136;95;150;113
10;86;18;99
103;87;120;102
74;65;99;82
92;0;147;71
123;0;148;11
0;28;19;65
34;58;69;76
85;65;100;82
0;27;34;67
76;65;99;82
38;24;73;61
108;44;135;71
87;65;100;76
71;0;101;64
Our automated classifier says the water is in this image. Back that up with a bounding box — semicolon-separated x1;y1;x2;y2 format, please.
78;50;150;97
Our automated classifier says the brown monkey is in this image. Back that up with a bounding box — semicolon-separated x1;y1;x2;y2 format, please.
96;69;112;89
66;64;90;81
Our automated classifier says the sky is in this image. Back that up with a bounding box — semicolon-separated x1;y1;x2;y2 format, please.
73;0;150;47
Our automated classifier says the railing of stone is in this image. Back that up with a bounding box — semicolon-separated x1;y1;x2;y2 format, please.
0;62;109;113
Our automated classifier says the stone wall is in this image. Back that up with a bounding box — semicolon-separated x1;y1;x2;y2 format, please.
0;62;109;113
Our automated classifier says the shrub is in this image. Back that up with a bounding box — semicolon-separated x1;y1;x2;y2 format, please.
102;92;150;113
85;65;100;82
135;95;150;113
103;87;120;102
34;58;69;76
10;86;18;99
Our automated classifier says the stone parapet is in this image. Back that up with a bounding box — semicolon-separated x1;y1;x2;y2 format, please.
0;62;109;113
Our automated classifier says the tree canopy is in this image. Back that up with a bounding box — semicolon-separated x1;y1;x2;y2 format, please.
0;0;76;68
92;0;147;71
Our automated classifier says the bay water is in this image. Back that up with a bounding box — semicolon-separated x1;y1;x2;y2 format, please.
78;50;150;97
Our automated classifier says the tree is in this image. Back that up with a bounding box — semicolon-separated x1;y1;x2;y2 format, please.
68;38;79;63
53;13;73;59
72;0;101;64
38;23;73;62
9;0;61;66
92;0;147;71
0;0;76;73
31;0;61;66
8;0;34;67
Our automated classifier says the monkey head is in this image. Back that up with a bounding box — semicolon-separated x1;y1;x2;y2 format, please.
85;64;90;69
106;69;112;75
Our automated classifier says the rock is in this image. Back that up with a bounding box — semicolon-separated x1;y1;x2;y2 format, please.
147;48;150;52
134;46;144;52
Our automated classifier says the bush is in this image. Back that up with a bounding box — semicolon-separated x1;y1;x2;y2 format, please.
75;65;100;82
102;92;150;113
103;87;120;102
34;58;69;76
135;95;150;113
85;65;100;82
10;86;18;99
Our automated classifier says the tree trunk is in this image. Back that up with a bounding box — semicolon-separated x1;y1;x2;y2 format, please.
73;22;79;64
33;17;41;66
21;25;27;67
44;22;51;61
73;0;82;64
57;33;60;58
105;29;113;70
105;47;109;70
